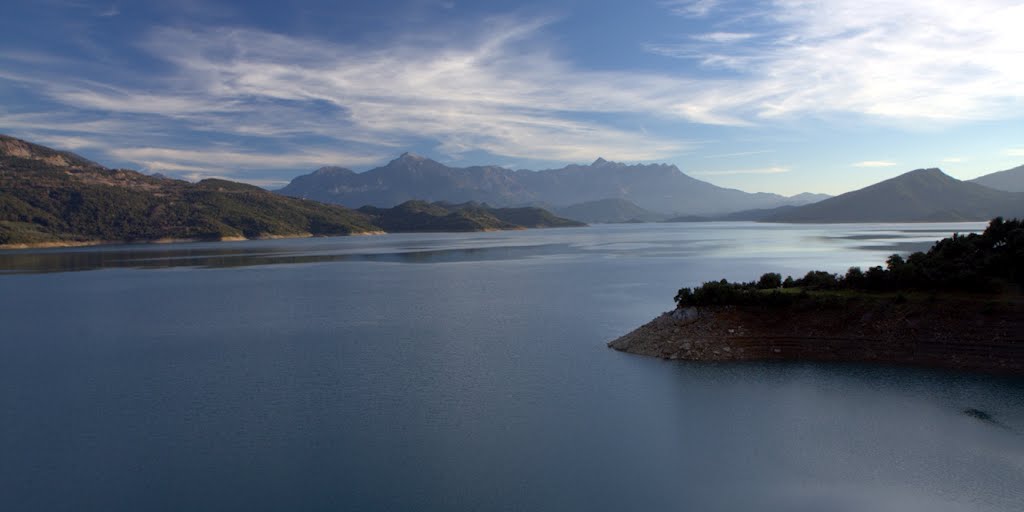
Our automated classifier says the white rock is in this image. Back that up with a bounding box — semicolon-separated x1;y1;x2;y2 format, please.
671;307;700;324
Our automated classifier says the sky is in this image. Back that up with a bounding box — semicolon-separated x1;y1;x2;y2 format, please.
1;0;1022;195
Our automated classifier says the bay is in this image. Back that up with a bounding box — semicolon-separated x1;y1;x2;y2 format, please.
1;222;1021;511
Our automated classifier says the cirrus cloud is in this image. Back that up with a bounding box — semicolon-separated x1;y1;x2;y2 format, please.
691;166;790;176
651;0;1024;122
3;1;1023;185
852;161;897;168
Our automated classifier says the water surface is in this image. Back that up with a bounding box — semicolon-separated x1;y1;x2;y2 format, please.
2;222;1021;511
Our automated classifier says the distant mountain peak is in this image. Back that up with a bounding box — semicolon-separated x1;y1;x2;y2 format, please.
279;153;840;215
906;167;945;176
397;151;426;162
313;166;355;176
383;152;439;169
892;168;958;184
589;157;632;169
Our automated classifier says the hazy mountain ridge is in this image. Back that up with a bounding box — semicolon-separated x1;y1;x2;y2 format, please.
759;168;1024;223
278;154;826;215
787;192;833;204
554;198;661;223
969;164;1024;192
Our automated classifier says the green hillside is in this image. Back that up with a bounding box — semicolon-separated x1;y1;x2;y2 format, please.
358;200;584;232
554;198;660;223
1;135;581;247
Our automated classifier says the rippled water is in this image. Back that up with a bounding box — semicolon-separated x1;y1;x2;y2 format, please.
2;222;1021;511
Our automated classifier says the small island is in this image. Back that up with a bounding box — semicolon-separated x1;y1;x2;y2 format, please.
609;218;1024;375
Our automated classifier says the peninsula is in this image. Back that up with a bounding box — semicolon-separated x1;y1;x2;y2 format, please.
609;218;1024;375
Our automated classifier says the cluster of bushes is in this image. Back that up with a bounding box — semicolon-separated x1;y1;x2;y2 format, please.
675;218;1024;308
673;277;802;308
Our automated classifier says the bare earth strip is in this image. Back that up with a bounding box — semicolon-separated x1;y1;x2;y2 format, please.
609;297;1024;375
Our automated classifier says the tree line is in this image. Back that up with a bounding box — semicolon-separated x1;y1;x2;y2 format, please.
675;218;1024;308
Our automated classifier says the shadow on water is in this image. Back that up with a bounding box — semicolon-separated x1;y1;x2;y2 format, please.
0;242;575;274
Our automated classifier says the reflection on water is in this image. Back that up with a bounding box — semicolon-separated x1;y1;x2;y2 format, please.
0;242;573;274
0;221;986;275
810;224;980;254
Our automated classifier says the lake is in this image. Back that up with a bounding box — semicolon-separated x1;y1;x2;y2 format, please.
1;222;1022;511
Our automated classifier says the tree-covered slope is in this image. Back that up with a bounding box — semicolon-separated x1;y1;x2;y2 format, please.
554;198;661;223
0;134;583;247
0;166;380;246
357;200;583;233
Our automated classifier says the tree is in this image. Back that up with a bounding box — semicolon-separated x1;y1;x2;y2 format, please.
756;272;782;289
844;266;864;288
799;270;839;290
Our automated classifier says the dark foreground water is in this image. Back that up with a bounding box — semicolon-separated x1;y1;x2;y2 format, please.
1;222;1022;511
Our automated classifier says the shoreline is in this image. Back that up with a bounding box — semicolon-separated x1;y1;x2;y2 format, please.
0;226;555;250
609;297;1024;375
0;230;389;251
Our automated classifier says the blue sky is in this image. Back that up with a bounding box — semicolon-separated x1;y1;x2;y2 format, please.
2;0;1022;195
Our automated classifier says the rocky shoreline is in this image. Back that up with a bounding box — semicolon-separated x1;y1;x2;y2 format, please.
608;296;1024;375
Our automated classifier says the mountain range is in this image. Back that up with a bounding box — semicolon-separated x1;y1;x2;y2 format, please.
735;168;1024;223
0;135;580;247
968;164;1024;193
278;154;829;216
3;133;1023;247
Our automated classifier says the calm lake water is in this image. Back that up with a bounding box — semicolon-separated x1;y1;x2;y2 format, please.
1;222;1022;511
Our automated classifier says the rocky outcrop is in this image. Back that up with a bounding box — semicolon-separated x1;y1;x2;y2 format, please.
608;297;1024;375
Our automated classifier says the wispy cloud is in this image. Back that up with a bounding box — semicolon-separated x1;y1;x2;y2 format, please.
692;32;755;44
108;146;383;173
0;111;156;143
52;87;237;117
31;19;702;169
26;134;101;150
942;157;965;163
701;149;774;159
691;166;789;176
852;161;897;168
652;0;1024;123
662;0;720;17
1006;148;1024;157
7;2;1024;183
